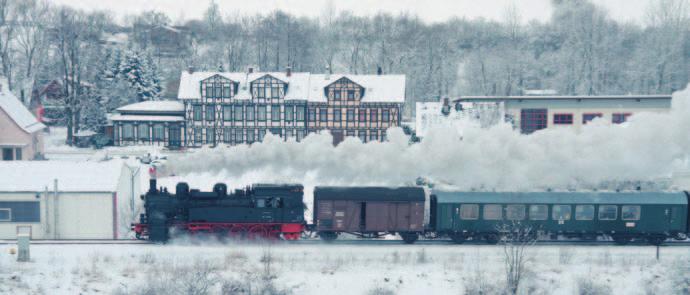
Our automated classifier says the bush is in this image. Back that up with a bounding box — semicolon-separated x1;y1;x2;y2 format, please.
576;276;611;295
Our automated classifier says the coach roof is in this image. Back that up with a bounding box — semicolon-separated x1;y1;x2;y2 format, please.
314;186;425;201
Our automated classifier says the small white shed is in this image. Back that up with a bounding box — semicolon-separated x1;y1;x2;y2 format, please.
0;160;140;239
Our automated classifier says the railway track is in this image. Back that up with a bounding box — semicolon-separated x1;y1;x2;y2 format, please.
2;238;690;246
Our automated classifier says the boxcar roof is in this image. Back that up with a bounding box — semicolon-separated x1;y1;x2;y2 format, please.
434;191;688;205
314;186;425;201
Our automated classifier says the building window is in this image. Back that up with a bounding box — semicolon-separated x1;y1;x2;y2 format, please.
258;129;266;141
257;87;266;99
346;109;355;122
122;124;134;139
334;90;341;100
598;205;617;220
14;148;21;160
272;86;280;99
194;128;203;144
369;130;378;141
247;129;255;143
138;124;149;140
223;85;231;98
371;110;378;122
285;106;294;121
234;105;243;121
0;208;9;221
320;109;328;122
271;105;280;121
234;129;243;143
223;105;232;121
193;105;202;121
2;148;12;161
214;84;222;98
206;128;214;144
205;105;215;121
296;106;305;121
296;129;305;141
223;128;232;143
308;108;316;121
246;105;255;121
153;124;164;140
346;130;355;137
359;109;366;122
269;128;282;137
258;105;267;121
382;110;390;122
333;109;341;122
460;204;479;220
358;131;366;143
582;113;603;124
553;113;573;125
347;90;355;100
520;109;547;134
529;205;548;220
0;202;40;222
612;113;631;124
482;204;502;220
204;84;214;98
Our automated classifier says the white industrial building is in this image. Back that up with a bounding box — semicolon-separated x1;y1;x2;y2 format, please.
0;160;140;239
453;95;672;134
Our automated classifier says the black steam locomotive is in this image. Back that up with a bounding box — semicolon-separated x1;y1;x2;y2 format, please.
133;179;305;242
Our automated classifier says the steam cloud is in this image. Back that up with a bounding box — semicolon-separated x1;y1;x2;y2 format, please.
163;85;690;192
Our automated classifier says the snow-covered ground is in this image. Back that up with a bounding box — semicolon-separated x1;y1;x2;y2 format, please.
0;242;687;295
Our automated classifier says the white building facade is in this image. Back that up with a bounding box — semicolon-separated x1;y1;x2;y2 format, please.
0;161;139;239
454;95;672;134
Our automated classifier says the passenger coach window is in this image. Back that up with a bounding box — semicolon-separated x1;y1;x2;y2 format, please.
552;205;572;220
506;205;526;220
622;205;641;220
460;204;479;220
598;205;618;220
575;205;595;220
529;205;548;220
483;204;502;220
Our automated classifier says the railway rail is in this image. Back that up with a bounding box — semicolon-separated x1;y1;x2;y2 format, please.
2;238;690;246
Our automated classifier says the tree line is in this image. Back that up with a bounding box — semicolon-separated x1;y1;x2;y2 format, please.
0;0;688;143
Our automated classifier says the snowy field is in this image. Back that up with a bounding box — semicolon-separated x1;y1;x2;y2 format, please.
1;241;689;295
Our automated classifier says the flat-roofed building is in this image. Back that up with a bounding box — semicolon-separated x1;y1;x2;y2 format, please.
454;95;671;134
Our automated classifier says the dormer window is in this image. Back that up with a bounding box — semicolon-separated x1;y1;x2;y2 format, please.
325;77;363;101
201;75;234;99
250;74;286;100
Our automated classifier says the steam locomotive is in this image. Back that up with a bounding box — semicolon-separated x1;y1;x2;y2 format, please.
133;179;690;245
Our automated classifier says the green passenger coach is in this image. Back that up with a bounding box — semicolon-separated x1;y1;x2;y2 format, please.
432;191;689;245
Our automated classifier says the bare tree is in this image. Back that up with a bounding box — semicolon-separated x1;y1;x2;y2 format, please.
499;221;537;295
0;0;16;90
14;0;48;103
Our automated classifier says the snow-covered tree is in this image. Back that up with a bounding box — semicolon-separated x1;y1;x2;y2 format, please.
119;50;162;101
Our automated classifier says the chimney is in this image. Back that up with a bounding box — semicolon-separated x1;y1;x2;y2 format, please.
377;66;383;75
286;66;292;77
247;66;254;74
187;66;195;74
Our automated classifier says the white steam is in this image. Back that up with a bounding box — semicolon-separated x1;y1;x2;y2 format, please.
164;85;690;192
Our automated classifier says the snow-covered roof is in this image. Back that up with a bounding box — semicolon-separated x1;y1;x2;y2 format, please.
456;94;672;101
109;114;185;122
177;71;406;103
0;79;45;133
0;160;125;192
116;100;185;113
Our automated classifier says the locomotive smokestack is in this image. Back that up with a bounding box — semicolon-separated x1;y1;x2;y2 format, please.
149;179;157;193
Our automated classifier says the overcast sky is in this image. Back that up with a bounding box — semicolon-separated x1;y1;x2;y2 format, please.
49;0;652;25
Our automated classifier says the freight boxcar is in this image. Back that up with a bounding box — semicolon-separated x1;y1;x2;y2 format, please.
313;186;426;243
433;191;689;245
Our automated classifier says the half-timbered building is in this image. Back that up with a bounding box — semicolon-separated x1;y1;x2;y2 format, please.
112;69;405;147
176;69;405;146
